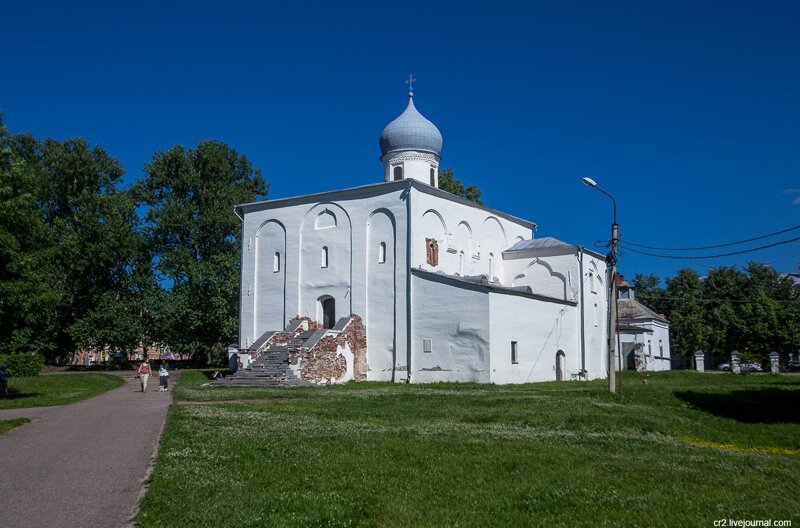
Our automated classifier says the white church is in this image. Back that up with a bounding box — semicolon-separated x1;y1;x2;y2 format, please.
226;87;636;386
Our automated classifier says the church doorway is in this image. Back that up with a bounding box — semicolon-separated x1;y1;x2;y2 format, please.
319;296;336;329
556;350;566;381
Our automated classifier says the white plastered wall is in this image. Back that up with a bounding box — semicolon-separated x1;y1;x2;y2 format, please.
239;184;409;380
410;273;491;383
488;293;580;384
409;187;533;279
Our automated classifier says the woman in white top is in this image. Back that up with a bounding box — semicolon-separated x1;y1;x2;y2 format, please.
158;363;169;392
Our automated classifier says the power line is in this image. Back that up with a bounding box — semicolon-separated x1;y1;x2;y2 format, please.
618;236;800;260
622;225;800;251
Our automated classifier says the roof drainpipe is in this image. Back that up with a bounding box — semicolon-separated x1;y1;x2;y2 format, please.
405;180;413;383
578;247;586;380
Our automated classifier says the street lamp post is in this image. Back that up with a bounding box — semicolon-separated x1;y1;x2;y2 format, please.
582;177;618;395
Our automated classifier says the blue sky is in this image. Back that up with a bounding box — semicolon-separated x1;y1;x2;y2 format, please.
1;0;798;282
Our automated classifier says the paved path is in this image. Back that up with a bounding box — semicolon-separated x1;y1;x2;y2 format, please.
0;372;173;528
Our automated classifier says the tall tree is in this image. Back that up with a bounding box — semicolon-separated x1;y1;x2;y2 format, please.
18;135;149;359
0;118;58;355
135;141;267;363
438;168;483;204
631;273;666;315
664;268;708;356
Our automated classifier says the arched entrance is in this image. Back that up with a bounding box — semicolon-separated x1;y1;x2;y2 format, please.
318;296;335;329
556;350;566;381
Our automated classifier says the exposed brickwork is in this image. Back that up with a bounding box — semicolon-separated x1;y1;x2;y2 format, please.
294;314;368;384
290;315;321;331
426;238;439;266
300;335;347;383
343;315;367;381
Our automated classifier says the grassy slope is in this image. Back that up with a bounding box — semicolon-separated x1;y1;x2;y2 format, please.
0;373;125;410
138;371;800;527
0;417;30;434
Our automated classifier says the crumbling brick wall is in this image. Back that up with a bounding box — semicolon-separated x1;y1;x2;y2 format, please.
426;238;439;267
293;314;367;384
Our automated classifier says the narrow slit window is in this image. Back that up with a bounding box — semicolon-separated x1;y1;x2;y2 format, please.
489;253;494;280
393;166;403;181
659;340;663;356
459;251;465;275
321;246;328;268
430;168;435;186
273;252;281;272
378;242;386;264
511;341;519;364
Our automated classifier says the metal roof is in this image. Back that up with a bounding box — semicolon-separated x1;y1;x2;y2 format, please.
379;95;443;157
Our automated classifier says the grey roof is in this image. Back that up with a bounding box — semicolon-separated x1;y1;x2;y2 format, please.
411;268;576;306
379;95;443;157
618;298;668;323
505;237;574;252
236;179;535;230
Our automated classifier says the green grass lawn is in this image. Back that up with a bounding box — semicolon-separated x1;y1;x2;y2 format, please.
0;373;125;410
0;417;30;434
137;371;800;527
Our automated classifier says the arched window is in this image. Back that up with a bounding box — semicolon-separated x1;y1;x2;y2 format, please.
393;166;403;181
273;252;281;272
430;168;435;186
321;246;328;268
378;242;386;264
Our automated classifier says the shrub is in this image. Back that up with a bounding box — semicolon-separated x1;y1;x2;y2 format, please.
0;353;45;377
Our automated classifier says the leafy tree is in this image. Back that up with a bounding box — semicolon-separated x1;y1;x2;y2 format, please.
664;269;708;356
631;273;666;315
0;118;58;355
18;134;149;359
438;168;483;204
135;141;267;363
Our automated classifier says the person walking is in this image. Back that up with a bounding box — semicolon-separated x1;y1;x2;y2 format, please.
0;364;9;398
137;361;151;392
158;362;169;392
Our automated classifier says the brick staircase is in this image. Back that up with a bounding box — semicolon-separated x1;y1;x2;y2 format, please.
213;317;352;387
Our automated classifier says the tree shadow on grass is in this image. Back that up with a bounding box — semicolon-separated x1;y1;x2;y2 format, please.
3;388;42;401
675;389;800;424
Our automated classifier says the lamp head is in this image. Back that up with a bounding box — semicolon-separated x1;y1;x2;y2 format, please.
582;177;597;187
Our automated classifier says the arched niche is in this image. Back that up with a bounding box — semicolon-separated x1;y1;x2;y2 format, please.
314;209;337;230
366;209;397;379
455;221;472;259
254;219;287;337
523;259;567;300
420;209;446;268
481;216;507;278
299;202;352;319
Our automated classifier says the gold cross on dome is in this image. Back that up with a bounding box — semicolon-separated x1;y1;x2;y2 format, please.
405;74;416;96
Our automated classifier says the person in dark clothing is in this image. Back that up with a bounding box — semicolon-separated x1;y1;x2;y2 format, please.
0;364;9;398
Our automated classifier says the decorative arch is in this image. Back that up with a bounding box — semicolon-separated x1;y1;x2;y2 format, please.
314;208;337;230
366;208;397;380
299;202;353;318
421;209;447;237
254;219;287;338
455;221;473;259
522;259;568;300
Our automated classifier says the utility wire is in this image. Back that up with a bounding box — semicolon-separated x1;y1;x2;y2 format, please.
621;225;800;251
618;236;800;260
